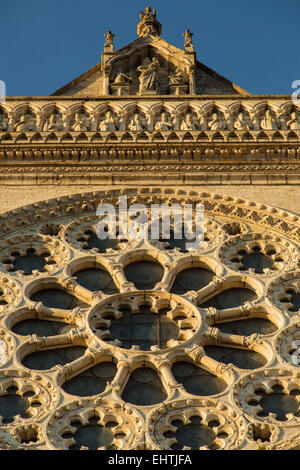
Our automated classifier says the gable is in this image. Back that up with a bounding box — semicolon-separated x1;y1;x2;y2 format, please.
52;14;249;97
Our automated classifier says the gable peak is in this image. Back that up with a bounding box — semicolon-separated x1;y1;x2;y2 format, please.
137;6;162;38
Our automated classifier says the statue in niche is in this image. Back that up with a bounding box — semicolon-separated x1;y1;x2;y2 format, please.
155;112;173;131
233;112;253;131
250;112;260;131
287;111;300;130
197;112;208;130
128;114;144;132
72;112;90;131
0;114;8;131
99;111;117;132
260;109;278;130
208;112;227;131
43;113;65;131
180;113;197;130
224;110;234;130
276;112;288;130
137;57;161;94
14;113;37;131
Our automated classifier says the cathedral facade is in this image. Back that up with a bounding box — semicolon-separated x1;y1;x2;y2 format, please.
0;7;299;450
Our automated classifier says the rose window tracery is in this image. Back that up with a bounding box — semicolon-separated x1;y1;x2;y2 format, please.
0;188;299;449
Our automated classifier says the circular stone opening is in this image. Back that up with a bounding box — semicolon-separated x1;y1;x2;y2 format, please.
0;386;30;423
12;248;50;275
124;261;164;290
258;392;299;421
81;229;120;253
99;305;179;350
66;418;114;450
169;417;217;450
237;246;274;273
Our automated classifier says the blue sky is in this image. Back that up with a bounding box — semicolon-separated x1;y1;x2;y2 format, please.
1;0;299;96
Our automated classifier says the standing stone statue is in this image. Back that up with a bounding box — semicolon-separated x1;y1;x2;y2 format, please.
137;57;161;94
104;30;115;51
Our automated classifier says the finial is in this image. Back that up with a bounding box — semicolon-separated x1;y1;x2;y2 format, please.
137;6;161;37
144;6;156;17
183;29;194;52
104;30;115;52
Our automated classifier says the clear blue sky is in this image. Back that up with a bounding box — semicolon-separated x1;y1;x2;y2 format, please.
2;0;299;96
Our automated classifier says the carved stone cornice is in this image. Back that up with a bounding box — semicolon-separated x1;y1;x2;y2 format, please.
0;141;300;184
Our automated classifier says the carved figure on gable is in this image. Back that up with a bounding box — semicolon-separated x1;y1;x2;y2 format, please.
110;68;133;96
142;6;157;19
72;112;90;131
104;30;115;51
137;7;162;37
183;29;194;51
128;114;144;132
113;69;132;86
287;111;300;130
180;113;197;131
260;109;278;130
43;113;65;132
14;113;37;132
233;112;253;131
0;114;9;131
137;57;161;94
155;112;173;131
169;68;186;86
99;111;117;132
169;67;189;95
208;112;227;131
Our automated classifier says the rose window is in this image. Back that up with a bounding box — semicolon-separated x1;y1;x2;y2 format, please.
0;188;299;450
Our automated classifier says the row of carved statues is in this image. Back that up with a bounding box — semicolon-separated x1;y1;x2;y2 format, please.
1;108;300;132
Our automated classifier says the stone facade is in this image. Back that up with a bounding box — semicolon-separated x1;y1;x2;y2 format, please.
0;7;299;451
